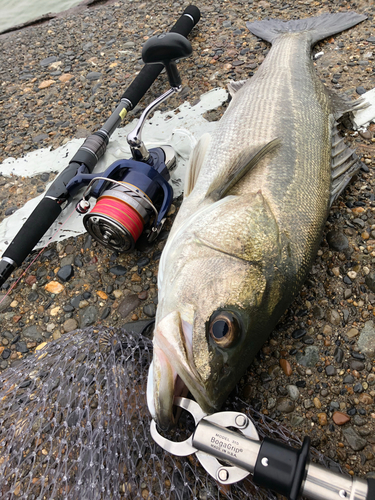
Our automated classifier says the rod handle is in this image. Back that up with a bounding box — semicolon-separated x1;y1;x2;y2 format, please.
121;5;200;108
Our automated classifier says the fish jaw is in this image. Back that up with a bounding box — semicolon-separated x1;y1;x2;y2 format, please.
147;310;212;430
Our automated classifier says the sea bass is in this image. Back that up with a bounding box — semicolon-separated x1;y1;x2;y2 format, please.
147;12;367;429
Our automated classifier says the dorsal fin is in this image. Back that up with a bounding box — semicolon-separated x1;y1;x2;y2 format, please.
227;79;248;97
205;138;281;202
184;133;211;198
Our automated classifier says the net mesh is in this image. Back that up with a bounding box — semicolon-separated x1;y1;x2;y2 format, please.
0;324;341;500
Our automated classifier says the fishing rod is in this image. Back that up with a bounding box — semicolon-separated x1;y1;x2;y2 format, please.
151;397;375;500
0;5;200;288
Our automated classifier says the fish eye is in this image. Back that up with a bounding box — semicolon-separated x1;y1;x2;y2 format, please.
208;311;240;347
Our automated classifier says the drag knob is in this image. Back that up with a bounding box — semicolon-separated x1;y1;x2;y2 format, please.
142;32;192;88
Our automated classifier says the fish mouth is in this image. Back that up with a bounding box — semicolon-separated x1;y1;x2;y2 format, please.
146;311;210;430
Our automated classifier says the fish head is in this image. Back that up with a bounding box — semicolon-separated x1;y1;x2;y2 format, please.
148;191;288;429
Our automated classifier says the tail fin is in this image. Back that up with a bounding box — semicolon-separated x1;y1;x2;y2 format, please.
246;12;367;46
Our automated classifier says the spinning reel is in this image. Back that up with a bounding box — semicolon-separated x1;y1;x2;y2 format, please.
69;32;192;252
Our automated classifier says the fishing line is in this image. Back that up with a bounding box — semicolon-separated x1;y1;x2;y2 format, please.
0;207;78;305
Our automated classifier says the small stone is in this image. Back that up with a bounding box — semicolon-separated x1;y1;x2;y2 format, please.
286;385;299;401
332;411;350;426
312;305;325;320
276;398;295;413
131;273;142;283
365;273;375;294
53;331;61;340
342;426;368;451
38;79;55;89
50;306;61;317
349;359;365;371
79;305;98;328
40;56;58;66
118;295;141;318
57;265;74;282
25;275;37;286
356;86;367;95
45;281;64;294
334;347;344;363
138;291;148;300
347;271;357;280
59;73;73;82
109;265;127;276
97;291;108;300
23;326;43;342
326;309;341;326
322;324;332;335
143;303;156;318
358;321;375;358
325;365;336;376
5;206;17;216
0;295;12;312
15;341;28;354
86;72;102;81
279;359;292;376
313;397;322;409
317;413;328;426
347;328;359;338
296;346;320;367
326;230;349;251
292;329;306;339
358;393;373;405
63;318;78;333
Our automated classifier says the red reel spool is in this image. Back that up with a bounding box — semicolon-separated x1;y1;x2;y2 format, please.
83;192;146;252
94;195;144;243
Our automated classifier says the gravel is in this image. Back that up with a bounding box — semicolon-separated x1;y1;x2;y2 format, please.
0;0;375;483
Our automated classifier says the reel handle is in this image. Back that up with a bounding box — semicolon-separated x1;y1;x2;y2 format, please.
142;33;192;88
121;5;199;106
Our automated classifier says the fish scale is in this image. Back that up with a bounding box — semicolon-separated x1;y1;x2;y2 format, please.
148;12;367;429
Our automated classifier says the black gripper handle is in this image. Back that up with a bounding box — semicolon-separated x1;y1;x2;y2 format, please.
121;5;200;108
2;198;62;268
368;478;375;500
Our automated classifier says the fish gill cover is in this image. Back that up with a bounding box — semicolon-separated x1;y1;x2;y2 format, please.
0;326;339;499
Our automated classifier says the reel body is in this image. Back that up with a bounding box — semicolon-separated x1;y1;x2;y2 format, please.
70;147;174;253
66;32;192;254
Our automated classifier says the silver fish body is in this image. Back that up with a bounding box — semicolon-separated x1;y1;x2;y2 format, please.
147;12;367;429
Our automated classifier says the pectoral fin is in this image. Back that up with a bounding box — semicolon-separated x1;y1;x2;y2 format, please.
227;79;248;97
205;138;281;202
184;133;211;198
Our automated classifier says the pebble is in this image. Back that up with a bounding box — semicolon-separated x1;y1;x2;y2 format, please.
318;413;328;426
365;273;375;293
63;318;78;333
0;1;373;485
0;295;12;312
325;365;336;376
118;295;141;318
57;265;74;282
45;281;64;294
326;309;341;326
326;230;348;251
143;303;156;318
296;346;320;367
286;385;299;401
332;412;350;426
276;398;295;413
342;427;368;451
109;265;127;276
79;306;98;328
279;359;292;376
358;321;375;359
